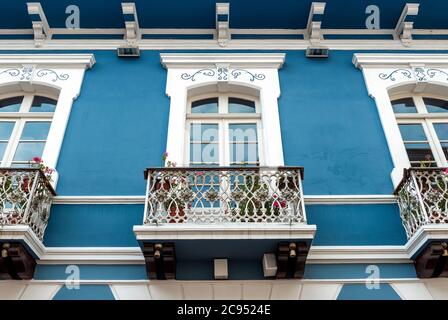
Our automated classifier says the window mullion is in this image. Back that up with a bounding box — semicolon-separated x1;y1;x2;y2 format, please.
20;94;33;112
422;120;445;166
3;120;24;166
221;120;228;166
427;120;448;167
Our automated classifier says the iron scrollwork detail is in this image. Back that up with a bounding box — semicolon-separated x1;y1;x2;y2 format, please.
36;69;69;82
378;69;412;81
231;69;266;81
0;66;69;82
181;69;215;81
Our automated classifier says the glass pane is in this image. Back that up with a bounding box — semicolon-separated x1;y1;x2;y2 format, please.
0;122;15;140
190;123;218;142
433;123;448;141
391;98;417;114
230;143;259;165
0;96;23;112
229;124;257;142
20;122;51;140
440;142;448;161
13;142;45;161
228;97;256;113
404;143;436;167
0;142;7;160
398;124;427;141
191;98;219;113
229;124;258;165
30;96;57;112
424;98;448;113
190;143;219;165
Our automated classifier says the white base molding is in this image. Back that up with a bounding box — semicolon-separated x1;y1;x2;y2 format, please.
0;225;45;258
133;223;317;241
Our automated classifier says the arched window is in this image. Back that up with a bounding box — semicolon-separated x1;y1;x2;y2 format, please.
0;93;57;167
393;95;448;167
185;93;263;166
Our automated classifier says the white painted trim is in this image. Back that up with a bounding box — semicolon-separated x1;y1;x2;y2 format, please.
353;53;448;187
133;224;317;241
20;278;422;285
0;54;95;187
404;224;448;258
36;245;412;265
162;53;285;168
5;39;448;51
304;194;397;204
51;194;398;204
0;225;45;258
160;53;285;69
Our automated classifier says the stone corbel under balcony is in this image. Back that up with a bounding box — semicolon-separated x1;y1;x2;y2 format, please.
0;168;55;279
395;168;448;278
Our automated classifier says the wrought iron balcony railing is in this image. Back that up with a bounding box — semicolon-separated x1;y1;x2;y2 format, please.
0;168;55;240
395;168;448;239
143;166;306;225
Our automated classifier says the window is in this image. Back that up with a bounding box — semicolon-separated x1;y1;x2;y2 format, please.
185;94;263;166
0;94;57;167
393;95;448;167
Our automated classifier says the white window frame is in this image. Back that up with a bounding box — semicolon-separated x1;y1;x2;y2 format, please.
353;53;448;187
394;94;448;167
0;92;56;167
185;93;264;166
0;54;95;186
161;53;285;167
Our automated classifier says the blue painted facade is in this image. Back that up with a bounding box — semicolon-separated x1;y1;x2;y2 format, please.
2;0;448;300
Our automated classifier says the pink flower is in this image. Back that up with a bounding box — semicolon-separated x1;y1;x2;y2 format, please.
32;156;42;163
196;171;204;176
162;152;169;161
444;168;448;174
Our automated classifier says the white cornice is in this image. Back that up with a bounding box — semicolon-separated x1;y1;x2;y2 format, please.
0;54;96;69
5;39;448;51
353;53;448;69
160;53;286;69
0;225;45;258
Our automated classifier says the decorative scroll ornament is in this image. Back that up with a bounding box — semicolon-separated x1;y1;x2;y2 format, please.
36;69;69;82
379;67;448;83
0;65;69;82
181;69;215;81
231;69;266;82
378;69;412;81
180;67;265;82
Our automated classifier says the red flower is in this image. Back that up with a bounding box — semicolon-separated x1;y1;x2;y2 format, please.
444;168;448;174
32;156;43;163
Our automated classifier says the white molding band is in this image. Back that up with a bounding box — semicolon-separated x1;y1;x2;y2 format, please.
37;244;414;265
52;194;398;204
161;53;285;167
5;38;448;51
353;53;448;188
133;224;317;241
0;54;95;187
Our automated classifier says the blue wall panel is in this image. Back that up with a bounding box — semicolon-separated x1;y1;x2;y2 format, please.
279;51;394;194
53;284;115;300
337;283;401;300
306;204;408;245
43;203;407;247
304;264;416;279
51;50;395;196
43;204;143;247
34;265;147;280
55;51;169;196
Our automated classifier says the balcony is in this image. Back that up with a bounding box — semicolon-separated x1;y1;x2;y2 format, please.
395;168;448;278
0;168;55;279
134;166;316;280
